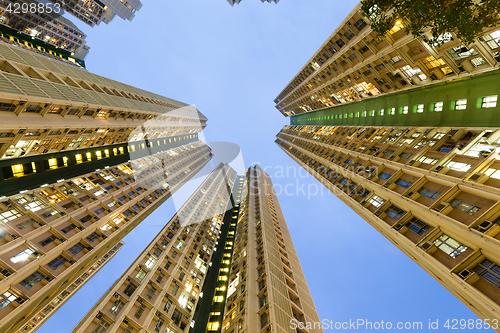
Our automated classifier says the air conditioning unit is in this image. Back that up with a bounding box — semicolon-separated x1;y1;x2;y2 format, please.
408;160;416;165
458;269;480;284
406;191;415;198
360;201;366;205
478;220;493;232
0;269;12;277
383;182;392;188
434;166;444;172
459;269;472;279
468;173;489;184
45;276;53;282
375;211;383;216
433;202;451;213
15;297;25;305
420;240;437;253
113;292;120;299
96;313;102;319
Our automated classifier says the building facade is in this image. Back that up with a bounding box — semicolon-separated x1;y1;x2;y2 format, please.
70;165;323;333
71;163;237;333
274;3;500;116
0;33;213;333
276;123;500;331
0;141;213;333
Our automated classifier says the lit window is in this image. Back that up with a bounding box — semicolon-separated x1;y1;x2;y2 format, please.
213;295;224;302
12;164;24;177
48;158;57;170
136;269;147;281
75;154;82;164
416;104;424;113
455;99;467;110
10;249;34;263
368;195;385;208
96;151;102;160
379;109;384;116
100;223;113;232
419;156;439;165
446;161;472;172
145;256;157;269
471;57;486;67
0;209;22;223
119;147;124;154
482;95;498;108
104;149;109;157
434;102;444;112
401;106;409;114
433;234;467;258
0;292;17;310
389;107;395;115
485;168;500;179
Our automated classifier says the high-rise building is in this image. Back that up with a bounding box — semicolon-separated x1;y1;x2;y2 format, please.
0;0;90;59
0;34;213;333
227;0;279;6
273;3;500;116
276;111;500;330
71;165;322;333
71;163;237;333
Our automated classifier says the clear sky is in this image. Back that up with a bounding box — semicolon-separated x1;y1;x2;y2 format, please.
39;1;490;332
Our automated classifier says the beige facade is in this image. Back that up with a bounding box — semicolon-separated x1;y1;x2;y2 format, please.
18;240;125;333
0;141;213;333
219;165;322;333
276;125;500;331
274;3;500;116
71;163;237;333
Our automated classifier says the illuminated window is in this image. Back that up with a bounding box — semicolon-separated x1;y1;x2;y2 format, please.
145;256;157;269
416;104;424;113
104;149;109;157
136;269;147;281
100;223;113;232
10;248;34;263
75;154;83;164
217;275;227;281
96;151;102;160
0;209;22;223
433;234;467;258
433;102;444;112
482;95;498;108
207;322;220;331
86;152;91;161
119;147;124;154
213;295;224;302
419;156;439;165
368;195;385;208
48;158;58;170
389;20;404;34
113;148;117;155
12;164;24;177
401;106;409;114
455;99;467;110
0;292;17;310
389;107;395;115
446;161;472;172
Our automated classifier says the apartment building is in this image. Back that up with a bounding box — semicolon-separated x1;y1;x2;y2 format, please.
274;3;500;116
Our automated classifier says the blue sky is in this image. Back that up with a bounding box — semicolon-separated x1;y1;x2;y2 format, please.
39;1;489;332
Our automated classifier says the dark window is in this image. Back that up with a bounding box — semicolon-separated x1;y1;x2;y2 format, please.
20;272;44;289
61;224;76;234
39;235;56;247
48;256;66;270
69;243;84;255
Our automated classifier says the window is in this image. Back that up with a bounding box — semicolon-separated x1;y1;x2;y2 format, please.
446;161;472;172
474;260;500;287
69;243;84;255
0;209;22;223
419;187;440;199
11;249;34;263
48;256;66;270
386;205;405;220
455;99;467;110
451;199;481;216
433;101;444;112
123;283;137;297
164;299;172;312
0;291;17;310
389;107;395;115
157;273;164;283
482;95;498;108
134;304;145;318
433;234;467;258
407;218;430;235
483;30;500;49
110;300;124;315
39;235;56;247
145;256;157;269
416;104;424;113
17;219;35;230
86;232;100;243
400;153;414;160
92;319;110;333
146;287;156;300
368;195;385;208
401;106;409;114
471;57;485;67
172;285;179;296
61;224;76;234
396;179;412;188
379;172;391;180
419;156;438;165
20;272;45;289
136;269;147;281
